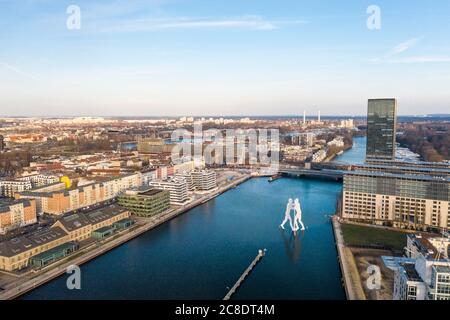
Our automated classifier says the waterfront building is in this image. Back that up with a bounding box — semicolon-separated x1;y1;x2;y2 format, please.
175;171;195;191
342;171;450;230
352;162;450;178
365;159;450;170
0;226;69;271
392;234;450;300
0;199;37;234
149;177;189;205
117;187;170;217
366;98;397;161
191;170;217;191
0;205;131;271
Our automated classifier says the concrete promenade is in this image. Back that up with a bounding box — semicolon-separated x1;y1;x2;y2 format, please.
331;216;366;300
0;174;251;300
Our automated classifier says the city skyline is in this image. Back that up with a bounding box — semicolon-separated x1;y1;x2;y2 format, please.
1;0;450;116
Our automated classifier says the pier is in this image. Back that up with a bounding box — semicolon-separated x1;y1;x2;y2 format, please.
223;249;266;300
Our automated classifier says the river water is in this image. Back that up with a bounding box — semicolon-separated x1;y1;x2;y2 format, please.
21;137;367;300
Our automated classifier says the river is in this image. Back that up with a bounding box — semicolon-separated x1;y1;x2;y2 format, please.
21;137;367;300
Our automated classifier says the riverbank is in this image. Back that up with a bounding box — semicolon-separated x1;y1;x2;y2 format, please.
331;216;366;300
0;174;251;300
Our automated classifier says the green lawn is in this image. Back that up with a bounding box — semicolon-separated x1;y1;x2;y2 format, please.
340;223;408;251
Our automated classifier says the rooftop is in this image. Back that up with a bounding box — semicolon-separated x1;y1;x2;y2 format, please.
0;226;67;257
345;170;450;183
400;262;422;282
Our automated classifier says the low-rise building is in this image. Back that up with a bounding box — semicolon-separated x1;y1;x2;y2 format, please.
0;205;131;271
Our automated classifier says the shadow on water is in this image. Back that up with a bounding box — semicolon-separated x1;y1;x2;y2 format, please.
279;228;303;263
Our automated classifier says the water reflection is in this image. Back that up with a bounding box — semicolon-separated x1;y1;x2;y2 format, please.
279;228;303;263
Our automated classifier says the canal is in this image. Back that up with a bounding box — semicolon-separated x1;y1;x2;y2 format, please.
21;137;367;300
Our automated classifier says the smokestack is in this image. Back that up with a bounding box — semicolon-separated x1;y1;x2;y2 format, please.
318;110;321;122
303;110;306;124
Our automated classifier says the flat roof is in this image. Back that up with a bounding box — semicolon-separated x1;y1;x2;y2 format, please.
84;205;128;224
0;226;67;257
142;189;165;196
0;198;33;210
344;170;450;183
353;163;450;175
400;262;422;282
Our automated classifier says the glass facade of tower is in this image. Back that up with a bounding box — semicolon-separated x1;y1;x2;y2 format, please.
366;99;397;161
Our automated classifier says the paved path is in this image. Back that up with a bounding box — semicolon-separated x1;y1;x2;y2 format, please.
332;216;366;300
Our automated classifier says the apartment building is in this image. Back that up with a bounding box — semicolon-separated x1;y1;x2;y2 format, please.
0;174;60;198
149;177;189;205
191;170;217;191
16;173;142;215
0;199;37;234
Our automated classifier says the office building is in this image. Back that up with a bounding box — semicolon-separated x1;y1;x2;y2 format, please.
0;198;37;234
342;171;450;230
351;162;450;178
149;177;189;205
366;98;397;161
117;187;170;217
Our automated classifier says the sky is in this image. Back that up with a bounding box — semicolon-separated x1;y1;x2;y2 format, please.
0;0;450;117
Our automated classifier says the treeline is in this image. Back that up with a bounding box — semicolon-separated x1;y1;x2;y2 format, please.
397;123;449;162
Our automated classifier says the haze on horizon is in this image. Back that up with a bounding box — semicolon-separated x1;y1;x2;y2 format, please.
0;0;450;117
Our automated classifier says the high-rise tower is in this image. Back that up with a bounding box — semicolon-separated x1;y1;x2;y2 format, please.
366;98;397;161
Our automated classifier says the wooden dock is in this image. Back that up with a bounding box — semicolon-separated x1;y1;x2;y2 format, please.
223;249;266;300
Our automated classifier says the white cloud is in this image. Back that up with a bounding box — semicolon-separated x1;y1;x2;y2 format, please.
97;16;306;32
387;38;420;56
370;37;450;63
0;62;39;81
386;56;450;63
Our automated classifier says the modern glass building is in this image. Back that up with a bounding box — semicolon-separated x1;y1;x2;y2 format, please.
366;98;397;161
